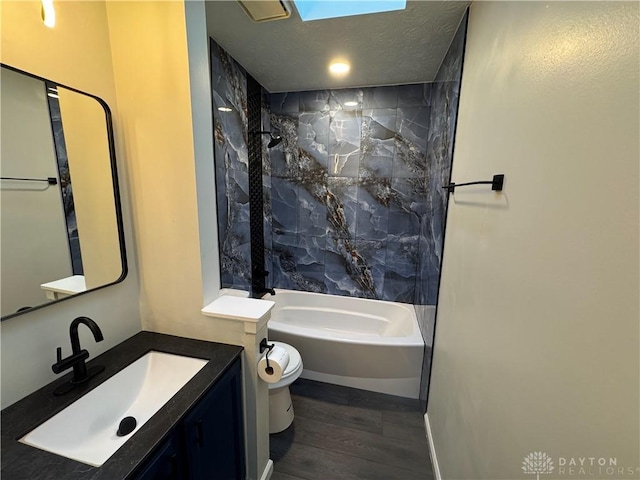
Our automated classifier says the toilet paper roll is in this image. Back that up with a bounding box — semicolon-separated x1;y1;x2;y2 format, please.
258;345;290;384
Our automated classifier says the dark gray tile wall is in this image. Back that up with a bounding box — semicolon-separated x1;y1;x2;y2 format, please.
417;12;468;408
47;91;84;275
211;40;251;290
268;85;434;302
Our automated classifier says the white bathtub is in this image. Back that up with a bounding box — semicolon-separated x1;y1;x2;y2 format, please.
265;289;424;399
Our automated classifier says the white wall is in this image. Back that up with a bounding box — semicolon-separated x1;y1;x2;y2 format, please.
0;0;140;409
427;2;639;479
1;68;72;315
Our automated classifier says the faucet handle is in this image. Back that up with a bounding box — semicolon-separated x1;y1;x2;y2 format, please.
56;347;62;363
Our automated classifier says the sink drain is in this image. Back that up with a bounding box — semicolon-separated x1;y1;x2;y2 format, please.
116;416;137;437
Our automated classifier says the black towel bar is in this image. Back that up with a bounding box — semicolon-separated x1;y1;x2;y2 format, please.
443;174;504;194
1;176;58;185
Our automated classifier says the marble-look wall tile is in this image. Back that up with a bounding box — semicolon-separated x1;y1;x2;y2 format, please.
270;113;299;178
360;108;396;178
329;88;364;111
416;12;467;308
261;91;274;278
388;178;424;238
300;90;329;112
298;184;327;236
398;84;430;107
297;235;326;274
393;106;430;178
356;179;391;241
329;110;362;177
271;177;298;235
384;235;419;303
355;239;387;299
299;110;330;171
326;177;358;239
270;92;300;114
267;82;440;303
272;233;327;293
416;11;468;410
363;86;399;109
211;41;251;290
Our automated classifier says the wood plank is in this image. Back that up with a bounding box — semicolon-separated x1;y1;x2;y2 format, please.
383;409;426;429
271;470;309;480
347;387;421;412
291;394;383;434
280;416;432;475
291;378;350;405
382;421;430;444
272;440;431;480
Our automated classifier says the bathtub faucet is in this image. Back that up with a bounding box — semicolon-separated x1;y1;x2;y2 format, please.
256;287;276;297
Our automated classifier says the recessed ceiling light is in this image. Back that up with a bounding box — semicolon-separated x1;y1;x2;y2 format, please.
218;107;233;112
344;101;359;107
329;62;350;76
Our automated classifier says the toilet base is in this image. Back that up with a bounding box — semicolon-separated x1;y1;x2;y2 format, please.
269;386;294;434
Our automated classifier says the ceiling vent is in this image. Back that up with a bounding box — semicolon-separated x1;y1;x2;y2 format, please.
237;0;292;22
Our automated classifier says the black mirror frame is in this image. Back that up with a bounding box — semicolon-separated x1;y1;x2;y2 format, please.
0;63;128;321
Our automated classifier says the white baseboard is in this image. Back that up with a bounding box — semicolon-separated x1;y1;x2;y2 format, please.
425;413;442;480
259;459;274;480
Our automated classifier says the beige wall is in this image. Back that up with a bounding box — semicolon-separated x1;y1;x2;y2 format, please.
0;1;140;409
1;68;72;315
105;1;212;337
427;2;639;479
106;5;270;478
58;87;122;289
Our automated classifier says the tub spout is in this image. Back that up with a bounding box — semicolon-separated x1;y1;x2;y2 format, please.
259;287;276;296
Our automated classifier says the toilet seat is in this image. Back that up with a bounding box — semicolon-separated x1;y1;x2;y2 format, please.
267;341;303;390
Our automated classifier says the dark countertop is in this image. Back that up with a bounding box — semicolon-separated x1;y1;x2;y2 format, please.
1;331;243;480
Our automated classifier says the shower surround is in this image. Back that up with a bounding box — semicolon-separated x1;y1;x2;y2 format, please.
210;11;467;407
268;86;434;304
210;31;466;307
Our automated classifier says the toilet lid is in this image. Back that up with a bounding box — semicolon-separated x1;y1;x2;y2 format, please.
270;341;301;377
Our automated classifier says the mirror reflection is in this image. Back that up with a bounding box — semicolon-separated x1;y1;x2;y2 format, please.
0;65;126;319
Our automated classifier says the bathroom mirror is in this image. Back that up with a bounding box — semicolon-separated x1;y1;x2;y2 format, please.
0;64;127;320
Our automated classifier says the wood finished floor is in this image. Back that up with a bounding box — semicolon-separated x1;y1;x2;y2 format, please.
270;379;434;480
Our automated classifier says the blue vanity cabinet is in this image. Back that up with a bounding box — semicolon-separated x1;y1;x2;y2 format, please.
134;432;185;480
132;358;244;480
183;358;245;480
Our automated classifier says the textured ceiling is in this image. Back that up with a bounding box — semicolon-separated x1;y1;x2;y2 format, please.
205;0;469;93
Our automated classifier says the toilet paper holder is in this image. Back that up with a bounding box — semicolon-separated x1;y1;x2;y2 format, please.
259;338;275;374
259;338;274;354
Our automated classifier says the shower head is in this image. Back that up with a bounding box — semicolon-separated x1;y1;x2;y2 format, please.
254;131;283;148
267;135;283;148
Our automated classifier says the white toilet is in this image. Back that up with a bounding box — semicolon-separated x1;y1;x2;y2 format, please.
267;341;303;434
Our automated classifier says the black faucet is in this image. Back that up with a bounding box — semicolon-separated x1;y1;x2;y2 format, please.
255;286;276;297
52;316;105;395
251;268;276;298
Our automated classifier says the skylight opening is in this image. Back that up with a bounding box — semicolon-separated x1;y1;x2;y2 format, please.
293;0;407;22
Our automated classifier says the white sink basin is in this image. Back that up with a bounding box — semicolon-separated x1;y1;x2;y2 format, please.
20;351;208;467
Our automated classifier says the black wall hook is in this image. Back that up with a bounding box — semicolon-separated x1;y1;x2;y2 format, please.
443;174;504;195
